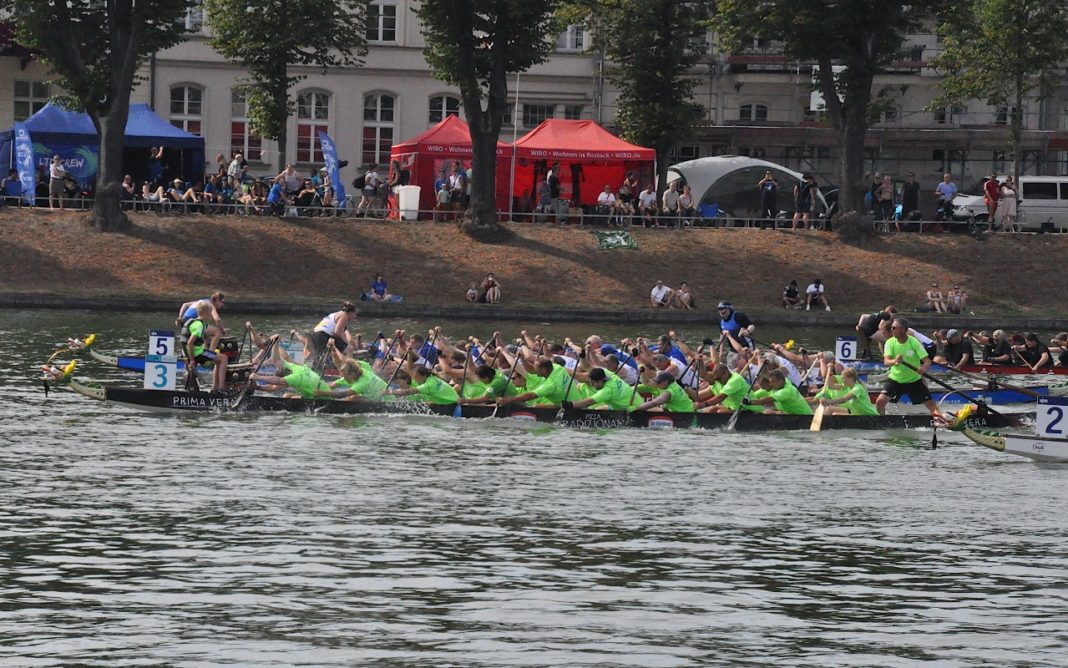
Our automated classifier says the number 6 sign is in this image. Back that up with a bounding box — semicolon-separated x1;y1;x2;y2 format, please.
835;336;857;362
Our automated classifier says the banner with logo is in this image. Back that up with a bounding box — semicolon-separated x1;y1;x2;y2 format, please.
13;123;35;205
32;142;98;186
318;131;346;209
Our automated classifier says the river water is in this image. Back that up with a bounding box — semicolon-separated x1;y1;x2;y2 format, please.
2;310;1067;666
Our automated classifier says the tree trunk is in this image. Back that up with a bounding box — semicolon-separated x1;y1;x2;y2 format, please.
839;113;868;213
276;92;288;173
89;110;131;232
462;122;512;243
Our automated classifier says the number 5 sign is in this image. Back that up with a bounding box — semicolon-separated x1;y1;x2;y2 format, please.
835;336;857;362
149;330;176;357
1037;397;1068;439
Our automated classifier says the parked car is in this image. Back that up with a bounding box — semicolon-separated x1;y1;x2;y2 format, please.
953;175;1068;233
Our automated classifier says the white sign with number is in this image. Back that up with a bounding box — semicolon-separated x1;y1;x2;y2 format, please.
149;330;176;357
144;354;177;391
1036;397;1068;439
835;336;857;362
283;342;305;364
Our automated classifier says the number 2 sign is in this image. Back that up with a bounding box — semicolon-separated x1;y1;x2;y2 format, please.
1037;397;1068;439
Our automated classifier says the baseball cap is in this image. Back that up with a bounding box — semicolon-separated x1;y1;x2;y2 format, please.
947;329;960;338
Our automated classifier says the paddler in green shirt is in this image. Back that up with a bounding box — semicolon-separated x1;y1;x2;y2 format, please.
749;368;813;415
324;358;388;400
696;362;750;412
253;360;331;399
386;365;459;404
875;317;947;423
568;367;634;411
496;357;569;407
634;371;694;412
458;365;525;404
818;367;879;416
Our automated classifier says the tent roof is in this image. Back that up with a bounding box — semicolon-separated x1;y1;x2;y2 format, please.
7;101;203;148
391;115;510;156
512;120;654;161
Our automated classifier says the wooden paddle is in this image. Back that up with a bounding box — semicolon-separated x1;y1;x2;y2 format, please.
491;339;543;418
726;350;766;430
453;344;471;418
938;364;1045;399
375;330;401;372
806;357;830;431
232;336;277;410
897;359;1008;420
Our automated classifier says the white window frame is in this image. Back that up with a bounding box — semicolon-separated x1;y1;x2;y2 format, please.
557;24;585;52
13;80;48;121
428;94;461;124
362;92;396;166
169;85;203;135
230;89;264;163
739;103;768;122
523;103;555;128
184;0;205;33
296;90;332;164
367;0;398;43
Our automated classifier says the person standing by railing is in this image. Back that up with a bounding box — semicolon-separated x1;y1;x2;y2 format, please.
48;155;68;210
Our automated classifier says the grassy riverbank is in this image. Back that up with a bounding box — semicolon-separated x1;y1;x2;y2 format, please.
1;207;1064;318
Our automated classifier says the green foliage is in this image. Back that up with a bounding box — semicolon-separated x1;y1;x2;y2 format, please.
929;0;1068;110
2;0;190;116
205;0;368;142
585;0;707;161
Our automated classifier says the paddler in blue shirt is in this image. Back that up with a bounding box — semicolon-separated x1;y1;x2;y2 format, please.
717;301;755;351
177;291;224;329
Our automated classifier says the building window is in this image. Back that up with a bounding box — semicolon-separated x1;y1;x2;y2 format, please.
674;145;700;161
230;89;263;162
367;0;397;43
13;80;48;121
563;105;583;120
428;94;460;124
994;106;1020;126
183;0;204;33
879;106;898;124
934;105;965;125
739;104;768;122
170;86;203;135
501;103;515;128
296;90;331;164
557;25;585;52
362;93;395;166
523;103;554;128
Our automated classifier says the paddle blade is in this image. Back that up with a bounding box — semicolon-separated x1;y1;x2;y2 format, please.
84;333;96;347
809;404;825;432
453;403;462;418
726;409;741;430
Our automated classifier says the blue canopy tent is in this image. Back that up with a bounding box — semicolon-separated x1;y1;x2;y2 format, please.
0;102;205;190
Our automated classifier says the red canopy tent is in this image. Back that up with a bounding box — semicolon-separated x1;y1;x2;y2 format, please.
389;115;512;218
511;120;656;209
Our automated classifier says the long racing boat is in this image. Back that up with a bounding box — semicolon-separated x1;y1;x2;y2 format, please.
67;380;1028;432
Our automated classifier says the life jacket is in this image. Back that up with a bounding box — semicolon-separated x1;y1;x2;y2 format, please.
181;318;204;357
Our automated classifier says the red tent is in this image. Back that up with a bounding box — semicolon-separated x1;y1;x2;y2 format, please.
389;115;512;218
511;120;656;208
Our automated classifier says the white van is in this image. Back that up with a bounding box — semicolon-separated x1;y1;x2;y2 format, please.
953;176;1068;233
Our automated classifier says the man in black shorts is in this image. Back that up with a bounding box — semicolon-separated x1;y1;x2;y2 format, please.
876;317;946;424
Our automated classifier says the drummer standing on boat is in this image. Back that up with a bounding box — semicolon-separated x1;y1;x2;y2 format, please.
311;301;357;357
875;317;945;423
717;301;755;350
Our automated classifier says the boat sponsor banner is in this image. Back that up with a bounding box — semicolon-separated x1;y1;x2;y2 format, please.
13;123;35;205
32;141;98;186
318;131;346;210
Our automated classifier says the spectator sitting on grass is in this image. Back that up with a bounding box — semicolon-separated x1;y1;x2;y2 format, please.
782;280;801;309
672;282;696;310
478;273;501;304
650;280;673;308
806;278;831;311
465;283;478;302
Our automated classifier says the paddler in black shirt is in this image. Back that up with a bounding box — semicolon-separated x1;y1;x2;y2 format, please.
969;329;1012;364
932;329;973;370
1012;332;1052;372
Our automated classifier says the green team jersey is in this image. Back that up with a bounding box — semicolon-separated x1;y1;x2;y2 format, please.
334;361;388;397
187;319;206;357
587;373;634;411
769;382;814;415
461;379;489;399
814;376;847;400
885;335;927;384
842;382;880;416
657;381;694;412
743;388;770;412
414;374;460;404
283;361;330;399
531;364;569;405
712;372;749;410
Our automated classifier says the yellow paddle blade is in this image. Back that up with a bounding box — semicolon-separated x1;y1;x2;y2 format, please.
84;333;97;347
948;403;975;429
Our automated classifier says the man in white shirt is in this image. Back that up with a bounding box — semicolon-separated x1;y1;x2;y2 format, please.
661;181;680;227
805;278;831;311
596;184;618;224
650;280;673;308
638;184;657;227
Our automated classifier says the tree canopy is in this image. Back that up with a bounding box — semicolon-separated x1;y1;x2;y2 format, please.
2;0;191;231
205;0;368;171
716;0;931;211
578;0;708;193
416;0;559;239
930;0;1068;188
